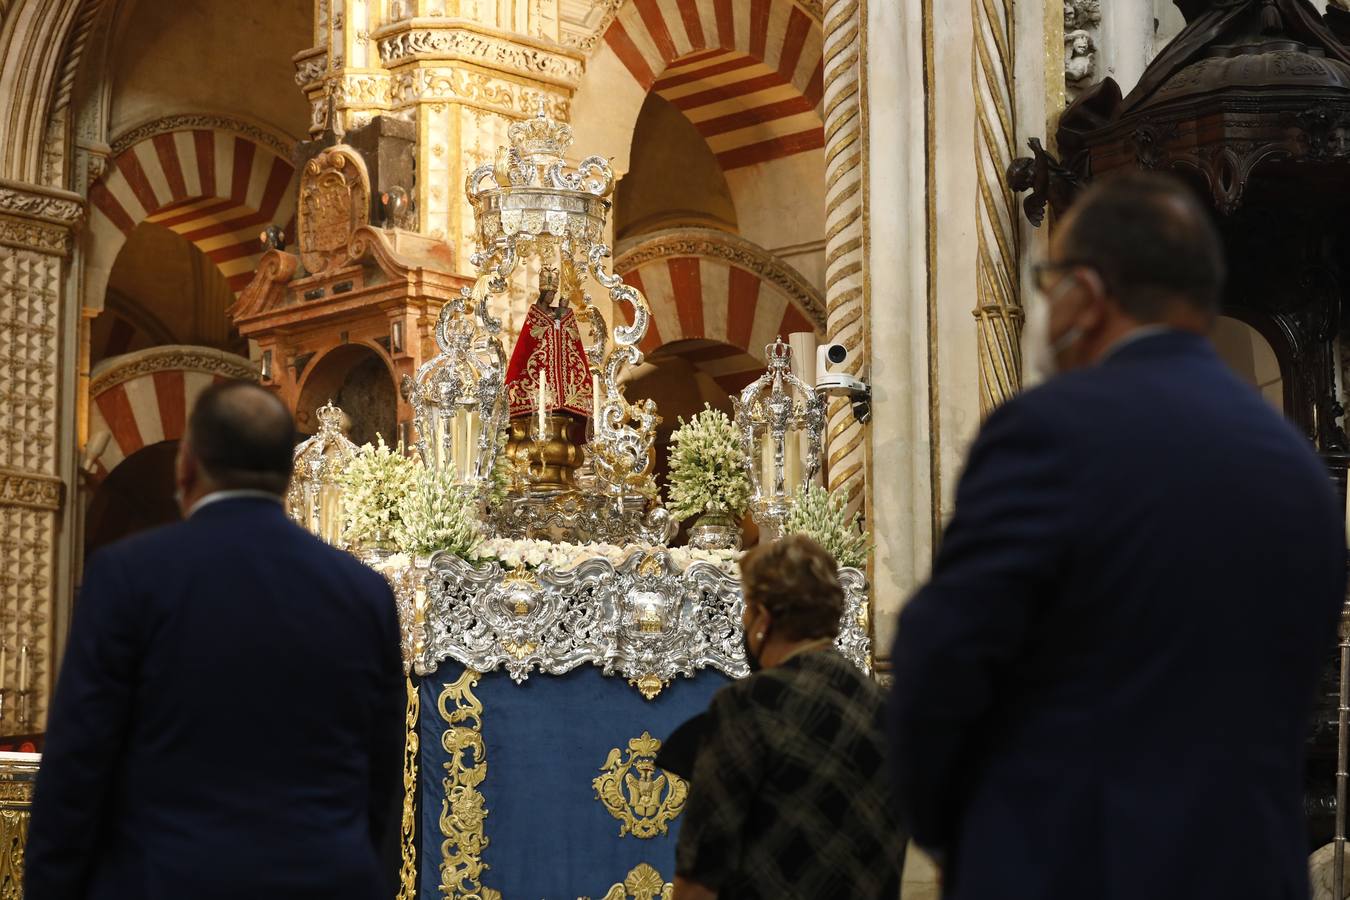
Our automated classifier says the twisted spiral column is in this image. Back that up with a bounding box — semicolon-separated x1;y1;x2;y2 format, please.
822;0;868;519
972;0;1023;413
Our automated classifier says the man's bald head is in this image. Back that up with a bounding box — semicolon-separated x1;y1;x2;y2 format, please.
185;381;295;495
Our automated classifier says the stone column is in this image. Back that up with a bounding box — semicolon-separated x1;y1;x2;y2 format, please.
1098;1;1153;94
821;0;871;522
0;181;85;731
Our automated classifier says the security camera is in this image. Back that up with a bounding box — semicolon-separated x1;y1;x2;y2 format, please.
816;343;868;397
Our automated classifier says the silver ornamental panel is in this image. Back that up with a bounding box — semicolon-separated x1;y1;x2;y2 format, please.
404;550;872;693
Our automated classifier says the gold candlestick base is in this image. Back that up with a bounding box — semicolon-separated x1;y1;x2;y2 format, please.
506;414;585;491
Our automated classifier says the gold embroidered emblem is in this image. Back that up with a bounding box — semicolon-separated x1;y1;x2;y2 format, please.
593;732;688;839
582;863;673;900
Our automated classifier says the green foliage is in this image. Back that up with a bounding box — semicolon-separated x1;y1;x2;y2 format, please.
783;483;870;569
395;463;484;558
666;405;752;522
336;435;416;545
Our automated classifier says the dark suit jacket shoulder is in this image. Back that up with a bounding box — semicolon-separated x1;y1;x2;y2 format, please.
889;331;1345;900
26;497;405;900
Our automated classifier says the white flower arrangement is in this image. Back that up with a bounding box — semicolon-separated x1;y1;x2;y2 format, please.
468;537;741;576
336;436;417;546
395;463;484;558
783;482;870;570
486;427;513;508
666;405;751;521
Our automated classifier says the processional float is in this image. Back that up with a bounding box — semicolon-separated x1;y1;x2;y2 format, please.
277;108;869;900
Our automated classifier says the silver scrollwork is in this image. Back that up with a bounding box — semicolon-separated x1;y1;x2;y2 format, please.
407;551;872;696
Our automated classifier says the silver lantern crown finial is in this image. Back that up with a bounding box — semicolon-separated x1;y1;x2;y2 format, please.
287;400;358;546
403;285;508;494
733;337;826;540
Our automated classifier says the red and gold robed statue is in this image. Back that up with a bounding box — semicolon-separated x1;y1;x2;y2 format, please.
504;266;593;421
503;266;594;489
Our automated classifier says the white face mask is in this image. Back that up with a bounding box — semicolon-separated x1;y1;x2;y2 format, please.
1024;279;1085;380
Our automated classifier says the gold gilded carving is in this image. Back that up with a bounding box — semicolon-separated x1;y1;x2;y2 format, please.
0;760;36;897
377;26;584;87
0;807;28;896
593;732;688;839
631;674;663;701
0;469;62;512
390;68;568;120
397;678;419;900
583;863;674;900
437;671;498;900
298;147;371;276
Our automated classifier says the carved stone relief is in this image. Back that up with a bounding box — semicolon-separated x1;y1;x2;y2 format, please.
377;28;584;86
0;184;84;225
110;114;295;159
0;247;62;730
389;68;569;120
1065;0;1102;102
297;146;372;275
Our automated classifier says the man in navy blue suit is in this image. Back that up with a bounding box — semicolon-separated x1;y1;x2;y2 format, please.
26;382;405;900
890;173;1346;899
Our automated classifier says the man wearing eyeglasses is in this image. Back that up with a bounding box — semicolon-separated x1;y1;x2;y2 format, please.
889;171;1346;900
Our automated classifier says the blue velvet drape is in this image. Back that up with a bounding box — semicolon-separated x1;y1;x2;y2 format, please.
418;662;729;899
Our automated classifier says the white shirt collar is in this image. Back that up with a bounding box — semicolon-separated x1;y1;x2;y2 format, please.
188;489;284;518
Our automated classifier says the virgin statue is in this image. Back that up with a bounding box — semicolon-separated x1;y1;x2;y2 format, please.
503;266;594;427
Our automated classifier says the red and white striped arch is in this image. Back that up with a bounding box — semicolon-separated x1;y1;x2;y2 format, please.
85;127;298;304
86;346;258;480
603;0;823;170
615;230;825;392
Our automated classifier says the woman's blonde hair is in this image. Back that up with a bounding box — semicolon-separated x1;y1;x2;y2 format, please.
739;535;845;640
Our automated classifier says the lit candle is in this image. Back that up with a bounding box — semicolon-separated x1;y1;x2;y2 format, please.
430;413;443;472
319;482;342;545
761;433;777;497
1;641;7;690
537;376;549;438
450;410;466;481
592;374;602;428
785;432;802;494
465;410;480;479
18;642;28;694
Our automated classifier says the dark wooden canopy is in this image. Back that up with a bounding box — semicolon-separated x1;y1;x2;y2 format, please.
1014;0;1350;451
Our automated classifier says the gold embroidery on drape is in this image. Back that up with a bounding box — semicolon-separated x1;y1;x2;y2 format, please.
437;670;499;900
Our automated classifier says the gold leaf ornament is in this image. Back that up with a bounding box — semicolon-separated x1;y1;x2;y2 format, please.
592;732;688;839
